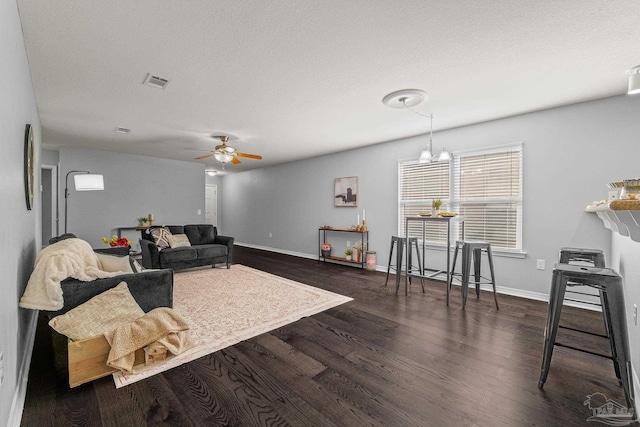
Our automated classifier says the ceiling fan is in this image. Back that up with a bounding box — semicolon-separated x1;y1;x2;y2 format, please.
195;135;263;165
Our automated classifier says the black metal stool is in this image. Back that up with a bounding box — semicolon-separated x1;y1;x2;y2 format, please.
448;240;499;309
557;248;619;379
559;247;606;267
538;264;635;414
385;236;423;294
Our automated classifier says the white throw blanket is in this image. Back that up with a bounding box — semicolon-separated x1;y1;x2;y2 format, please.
19;238;127;311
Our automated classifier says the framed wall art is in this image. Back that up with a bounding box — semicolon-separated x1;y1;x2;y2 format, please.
334;176;358;207
24;124;35;210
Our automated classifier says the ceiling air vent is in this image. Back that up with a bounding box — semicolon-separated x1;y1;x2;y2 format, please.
143;73;171;89
113;126;131;134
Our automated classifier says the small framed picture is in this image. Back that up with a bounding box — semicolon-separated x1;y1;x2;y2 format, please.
335;176;358;207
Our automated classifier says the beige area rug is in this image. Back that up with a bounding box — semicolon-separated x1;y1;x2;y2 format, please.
113;264;353;387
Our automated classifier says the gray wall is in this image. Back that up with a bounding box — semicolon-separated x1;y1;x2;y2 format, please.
40;149;58;166
222;94;639;301
59;147;206;248
611;233;640;402
0;1;41;424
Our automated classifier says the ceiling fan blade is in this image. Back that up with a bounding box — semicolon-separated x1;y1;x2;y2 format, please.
236;152;263;160
195;152;214;160
231;157;241;164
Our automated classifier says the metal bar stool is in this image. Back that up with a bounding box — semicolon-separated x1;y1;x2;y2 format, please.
448;240;499;309
538;264;634;413
385;236;423;295
557;247;620;380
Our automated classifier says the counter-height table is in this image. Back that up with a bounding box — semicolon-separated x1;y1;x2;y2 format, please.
404;215;465;304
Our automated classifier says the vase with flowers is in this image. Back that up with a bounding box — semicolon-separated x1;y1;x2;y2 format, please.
321;243;332;258
432;199;443;216
102;235;132;248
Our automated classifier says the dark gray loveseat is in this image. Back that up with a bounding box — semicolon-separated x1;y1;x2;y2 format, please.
140;224;233;270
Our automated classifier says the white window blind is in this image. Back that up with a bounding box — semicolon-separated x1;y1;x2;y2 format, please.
451;145;522;250
398;143;523;251
398;161;450;242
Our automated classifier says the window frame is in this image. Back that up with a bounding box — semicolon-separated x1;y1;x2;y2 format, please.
398;142;524;256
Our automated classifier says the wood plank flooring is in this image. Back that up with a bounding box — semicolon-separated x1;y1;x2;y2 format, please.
21;246;632;426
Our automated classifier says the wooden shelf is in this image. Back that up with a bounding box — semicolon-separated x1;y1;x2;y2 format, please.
323;255;363;264
586;203;640;242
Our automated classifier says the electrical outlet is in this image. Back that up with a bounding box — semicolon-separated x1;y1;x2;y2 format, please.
0;351;4;388
536;259;546;270
269;232;272;238
634;304;638;326
346;240;351;247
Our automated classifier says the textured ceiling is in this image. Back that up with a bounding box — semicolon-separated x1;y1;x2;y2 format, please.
16;0;640;173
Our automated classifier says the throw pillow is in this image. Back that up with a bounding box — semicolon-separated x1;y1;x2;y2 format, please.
48;282;144;341
166;233;191;248
95;252;134;273
150;227;172;250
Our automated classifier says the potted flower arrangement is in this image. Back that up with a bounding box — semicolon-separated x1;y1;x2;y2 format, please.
101;235;132;248
321;243;332;258
344;248;353;261
432;199;443;216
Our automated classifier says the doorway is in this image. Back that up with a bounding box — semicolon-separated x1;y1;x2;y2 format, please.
41;165;58;246
205;184;217;227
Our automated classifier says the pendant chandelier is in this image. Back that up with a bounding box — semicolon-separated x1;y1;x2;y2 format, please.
382;89;451;163
417;112;450;163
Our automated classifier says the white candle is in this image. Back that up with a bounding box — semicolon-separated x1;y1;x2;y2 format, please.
357;214;360;225
363;209;365;221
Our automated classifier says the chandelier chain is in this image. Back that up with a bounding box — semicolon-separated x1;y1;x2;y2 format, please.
401;97;433;144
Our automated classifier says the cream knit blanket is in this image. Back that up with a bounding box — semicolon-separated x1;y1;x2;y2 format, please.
105;307;193;374
19;238;125;311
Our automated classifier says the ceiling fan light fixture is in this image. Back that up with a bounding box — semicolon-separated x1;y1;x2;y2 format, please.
214;152;233;163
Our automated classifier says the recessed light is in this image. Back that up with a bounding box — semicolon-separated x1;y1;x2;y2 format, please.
113;127;131;134
206;170;218;176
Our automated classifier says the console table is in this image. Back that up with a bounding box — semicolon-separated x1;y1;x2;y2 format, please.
319;228;369;269
115;226;150;238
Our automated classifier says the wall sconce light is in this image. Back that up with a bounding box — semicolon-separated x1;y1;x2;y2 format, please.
64;170;104;233
628;66;640;95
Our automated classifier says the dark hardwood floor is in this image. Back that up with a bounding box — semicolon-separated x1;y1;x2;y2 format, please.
21;246;633;426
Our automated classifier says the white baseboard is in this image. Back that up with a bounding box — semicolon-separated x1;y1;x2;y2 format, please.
8;309;38;427
235;242;602;311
